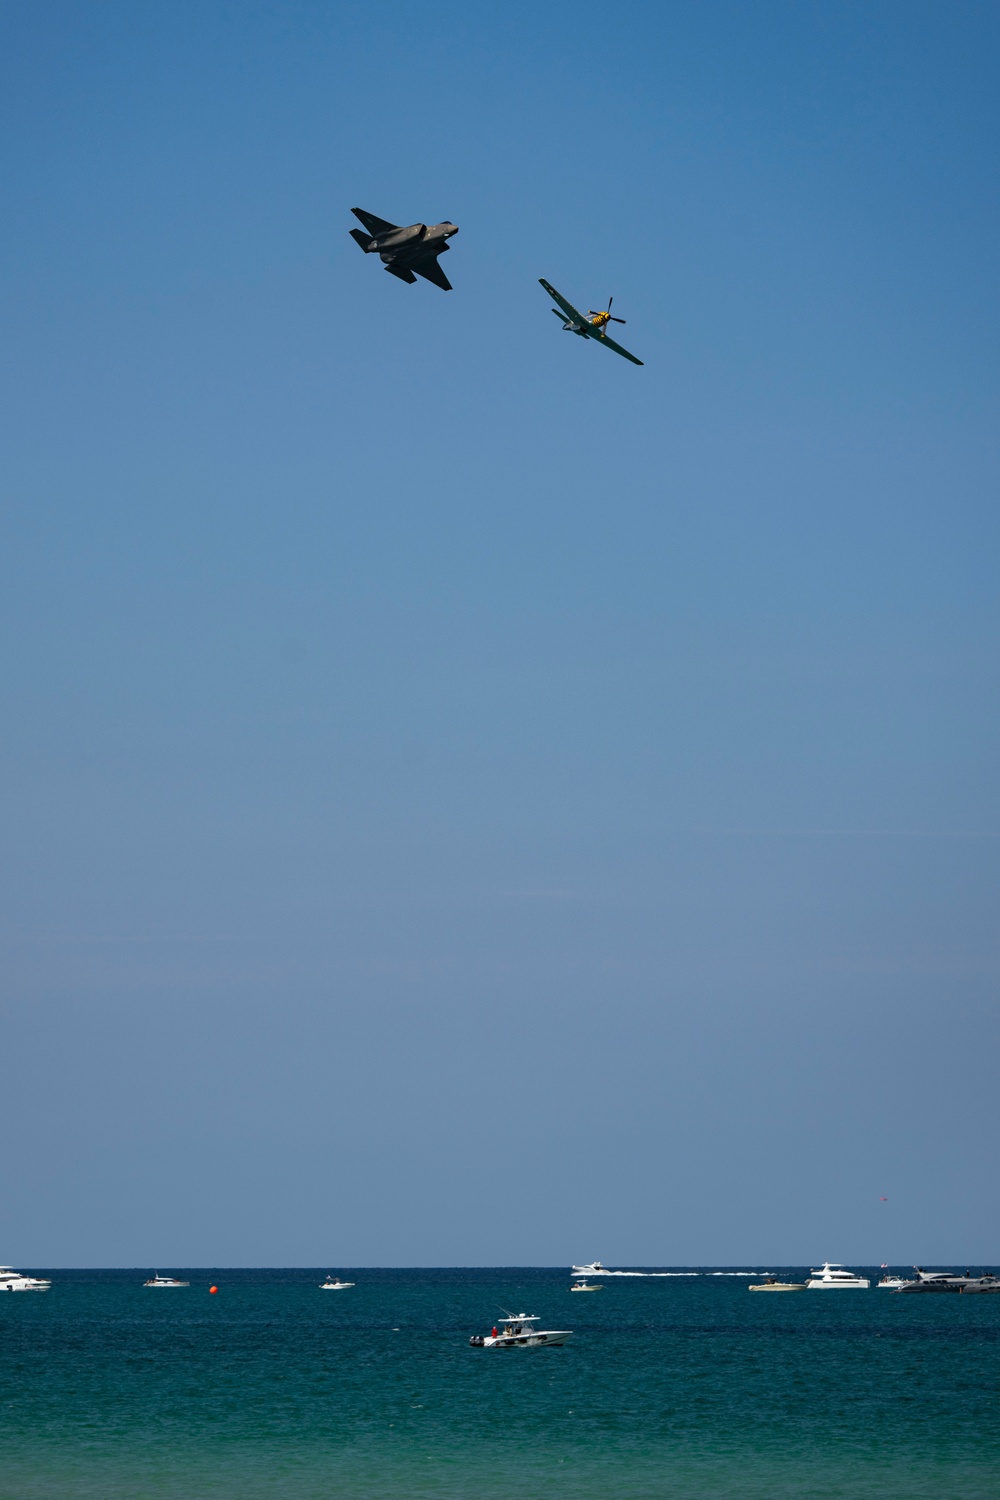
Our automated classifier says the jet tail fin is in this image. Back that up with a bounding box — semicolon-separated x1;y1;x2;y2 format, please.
349;228;372;251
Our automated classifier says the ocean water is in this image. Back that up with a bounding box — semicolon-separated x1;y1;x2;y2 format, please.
2;1268;998;1499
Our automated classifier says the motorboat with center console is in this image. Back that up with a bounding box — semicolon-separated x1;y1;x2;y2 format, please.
320;1275;355;1290
570;1279;603;1291
470;1313;572;1348
806;1262;870;1289
749;1278;806;1291
0;1265;51;1292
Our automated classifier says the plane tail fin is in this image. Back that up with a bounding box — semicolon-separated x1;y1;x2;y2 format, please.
349;228;372;251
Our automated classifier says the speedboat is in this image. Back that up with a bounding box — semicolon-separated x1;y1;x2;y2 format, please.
143;1274;190;1287
876;1273;912;1289
806;1262;870;1289
470;1313;572;1348
320;1275;355;1290
571;1260;609;1276
749;1278;806;1291
570;1280;603;1292
0;1265;51;1292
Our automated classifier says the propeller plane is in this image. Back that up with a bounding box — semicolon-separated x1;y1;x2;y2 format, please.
539;279;644;365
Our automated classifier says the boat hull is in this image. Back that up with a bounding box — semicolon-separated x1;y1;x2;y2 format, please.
807;1281;870;1289
472;1330;572;1348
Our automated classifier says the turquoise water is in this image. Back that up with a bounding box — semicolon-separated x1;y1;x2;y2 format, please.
2;1268;999;1498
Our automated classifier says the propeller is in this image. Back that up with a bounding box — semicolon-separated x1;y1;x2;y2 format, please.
589;296;626;324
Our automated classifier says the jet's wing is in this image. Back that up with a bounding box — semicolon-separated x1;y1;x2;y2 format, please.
352;207;398;236
385;264;417;284
539;279;588;326
585;326;644;366
413;257;452;291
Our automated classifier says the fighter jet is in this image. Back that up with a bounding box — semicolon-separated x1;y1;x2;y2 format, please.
539;279;643;365
350;208;459;290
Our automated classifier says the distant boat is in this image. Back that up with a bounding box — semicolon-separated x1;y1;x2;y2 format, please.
0;1265;51;1292
143;1274;190;1288
806;1263;870;1289
749;1278;806;1291
570;1280;603;1292
876;1273;912;1289
897;1268;978;1293
320;1275;355;1290
469;1313;572;1348
571;1261;609;1276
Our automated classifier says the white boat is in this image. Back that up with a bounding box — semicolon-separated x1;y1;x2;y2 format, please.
897;1267;976;1293
571;1260;609;1276
320;1275;355;1290
876;1273;912;1289
749;1278;806;1291
570;1280;603;1292
143;1274;190;1287
806;1262;870;1289
469;1313;572;1348
0;1265;51;1292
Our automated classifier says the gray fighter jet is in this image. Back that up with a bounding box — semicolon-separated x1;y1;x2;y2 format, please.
350;208;459;290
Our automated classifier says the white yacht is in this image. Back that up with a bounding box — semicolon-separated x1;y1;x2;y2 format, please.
320;1275;354;1290
0;1265;51;1292
571;1260;609;1276
897;1268;975;1293
143;1274;190;1287
570;1280;603;1292
806;1262;870;1289
469;1313;572;1348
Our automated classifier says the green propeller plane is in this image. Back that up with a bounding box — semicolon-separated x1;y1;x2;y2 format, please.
539;279;644;366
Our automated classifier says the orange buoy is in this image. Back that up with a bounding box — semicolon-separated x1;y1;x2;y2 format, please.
209;1285;218;1294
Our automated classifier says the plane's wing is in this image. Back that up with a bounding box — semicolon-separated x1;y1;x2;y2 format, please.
385;264;417;284
585;326;644;366
352;207;397;236
413;257;452;291
539;279;587;325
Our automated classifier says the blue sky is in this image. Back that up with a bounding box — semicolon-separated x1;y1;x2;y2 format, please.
1;0;998;1266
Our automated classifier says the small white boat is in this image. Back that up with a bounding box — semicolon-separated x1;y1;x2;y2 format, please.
749;1278;806;1291
143;1274;190;1287
876;1273;911;1289
571;1260;609;1276
0;1265;51;1292
570;1280;603;1292
320;1275;355;1290
806;1262;870;1289
470;1313;572;1348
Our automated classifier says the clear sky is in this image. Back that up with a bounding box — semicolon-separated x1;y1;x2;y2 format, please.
1;0;998;1268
